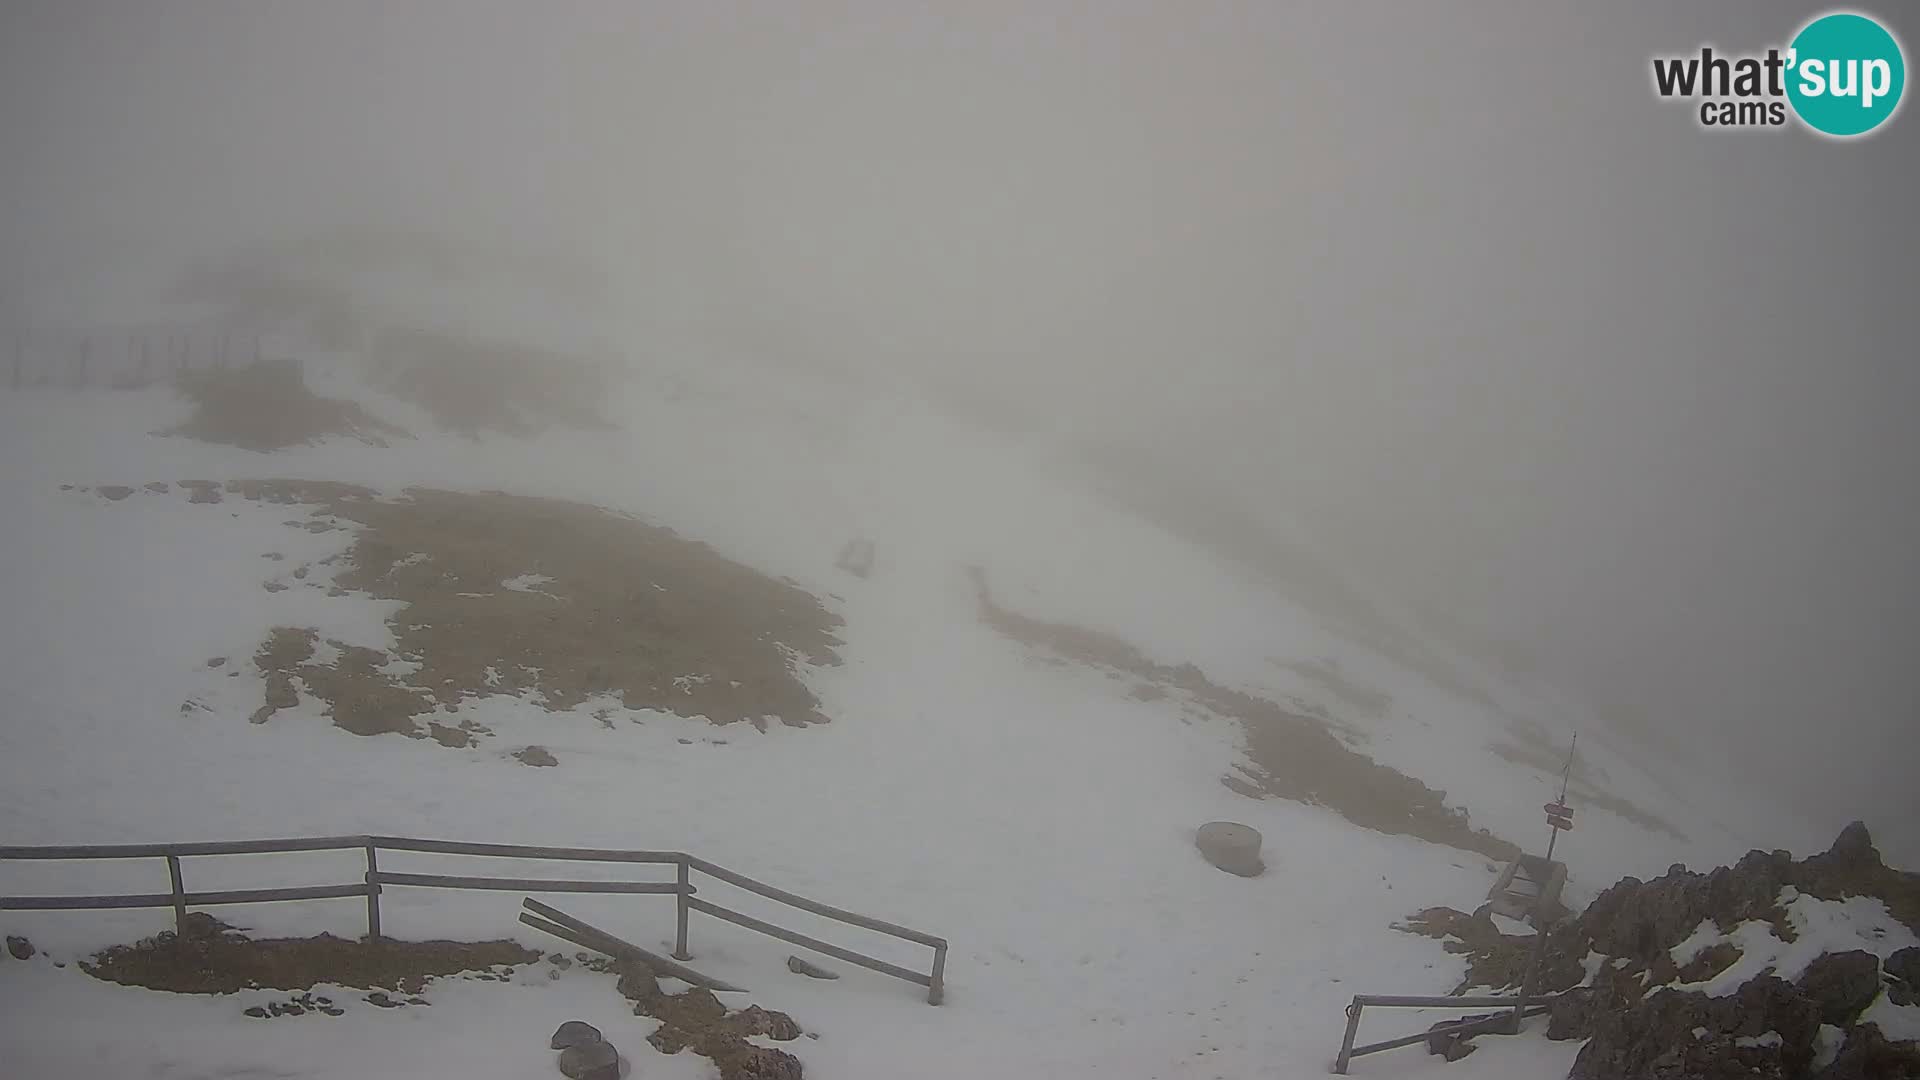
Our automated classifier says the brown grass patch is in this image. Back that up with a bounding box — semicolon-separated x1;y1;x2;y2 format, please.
167;363;407;452
612;959;806;1080
967;567;1518;862
184;480;842;741
83;916;537;996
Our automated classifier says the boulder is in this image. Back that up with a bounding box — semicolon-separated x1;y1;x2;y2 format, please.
1886;946;1920;1006
5;935;33;960
550;1020;605;1050
1194;821;1264;877
557;1039;619;1080
515;745;559;767
1797;950;1882;1026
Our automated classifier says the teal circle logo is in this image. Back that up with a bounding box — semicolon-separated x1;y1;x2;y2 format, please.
1787;12;1906;137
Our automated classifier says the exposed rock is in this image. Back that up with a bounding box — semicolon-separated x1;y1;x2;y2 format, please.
548;953;573;971
1798;951;1882;1026
1547;985;1599;1041
556;1039;619;1080
734;1005;802;1041
243;1006;268;1018
549;1020;603;1049
96;485;135;501
515;745;559;767
1886;946;1920;1006
1571;975;1819;1080
6;935;34;960
728;1046;805;1080
786;954;839;980
1812;1022;1920;1079
145;482;170;493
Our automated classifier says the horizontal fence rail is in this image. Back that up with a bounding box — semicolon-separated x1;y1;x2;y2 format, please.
0;835;948;1004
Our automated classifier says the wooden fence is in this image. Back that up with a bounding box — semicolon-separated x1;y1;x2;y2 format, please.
6;326;288;390
0;834;947;1004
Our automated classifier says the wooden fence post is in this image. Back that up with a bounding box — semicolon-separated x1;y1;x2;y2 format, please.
673;855;692;960
166;855;187;933
928;942;947;1005
364;843;382;944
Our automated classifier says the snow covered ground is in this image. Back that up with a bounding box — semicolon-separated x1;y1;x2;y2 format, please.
0;359;1838;1079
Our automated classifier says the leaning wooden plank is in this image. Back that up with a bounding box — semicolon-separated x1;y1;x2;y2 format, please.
521;897;746;993
787;955;840;980
521;913;622;958
686;896;931;987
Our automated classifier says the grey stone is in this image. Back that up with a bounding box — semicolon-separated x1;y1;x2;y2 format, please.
5;935;33;960
550;1020;605;1050
556;1039;619;1079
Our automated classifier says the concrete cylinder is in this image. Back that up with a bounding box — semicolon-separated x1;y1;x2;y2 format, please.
1196;821;1265;877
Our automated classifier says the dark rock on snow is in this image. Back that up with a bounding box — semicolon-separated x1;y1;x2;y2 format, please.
1884;946;1920;1006
550;1020;604;1050
1796;950;1883;1026
6;935;34;960
556;1038;619;1080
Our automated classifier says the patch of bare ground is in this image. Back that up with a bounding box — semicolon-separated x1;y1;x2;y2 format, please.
365;326;611;436
82;914;536;996
966;567;1519;862
1489;729;1684;840
193;480;841;741
166;363;408;452
610;959;806;1080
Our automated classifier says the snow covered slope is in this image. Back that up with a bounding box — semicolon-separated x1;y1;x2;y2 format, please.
0;351;1830;1079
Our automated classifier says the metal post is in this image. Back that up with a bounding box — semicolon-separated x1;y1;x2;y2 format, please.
1333;998;1363;1074
11;329;23;388
166;855;187;933
673;856;692;960
75;338;90;387
928;942;947;1005
1516;733;1578;1033
364;843;382;944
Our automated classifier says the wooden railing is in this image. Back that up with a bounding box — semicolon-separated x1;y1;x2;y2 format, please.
0;835;947;1004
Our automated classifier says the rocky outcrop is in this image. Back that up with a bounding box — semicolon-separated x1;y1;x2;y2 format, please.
1797;952;1882;1027
1811;1022;1920;1079
1885;946;1920;1006
1400;822;1920;1079
1571;975;1820;1080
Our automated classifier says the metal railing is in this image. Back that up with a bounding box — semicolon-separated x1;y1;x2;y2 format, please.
1331;993;1554;1073
0;834;947;1004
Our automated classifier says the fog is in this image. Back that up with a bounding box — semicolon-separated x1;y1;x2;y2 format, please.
3;2;1915;846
